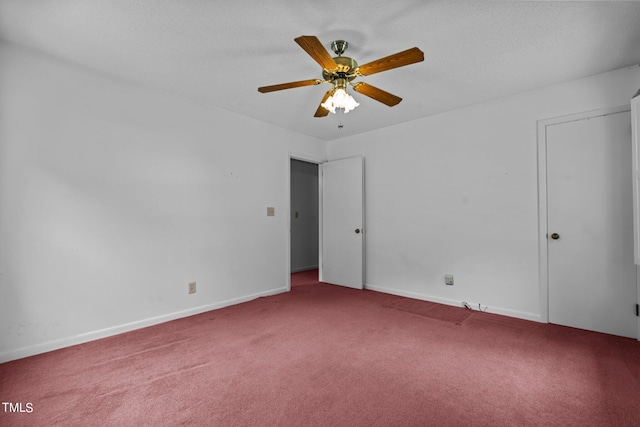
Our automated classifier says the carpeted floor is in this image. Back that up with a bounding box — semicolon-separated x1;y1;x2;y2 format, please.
1;270;639;426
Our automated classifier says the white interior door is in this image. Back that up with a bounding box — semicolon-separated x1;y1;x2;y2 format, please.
632;94;640;265
321;156;364;289
632;94;640;338
547;110;637;338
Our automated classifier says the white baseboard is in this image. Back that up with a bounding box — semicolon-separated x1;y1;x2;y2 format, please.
365;283;542;323
0;286;288;363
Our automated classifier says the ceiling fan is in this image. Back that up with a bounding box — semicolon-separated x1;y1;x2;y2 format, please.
258;36;424;117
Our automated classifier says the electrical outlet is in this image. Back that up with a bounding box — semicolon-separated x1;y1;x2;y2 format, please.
445;274;454;285
188;282;196;294
266;207;275;216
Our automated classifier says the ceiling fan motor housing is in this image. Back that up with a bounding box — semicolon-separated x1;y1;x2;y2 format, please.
322;56;358;81
321;40;358;81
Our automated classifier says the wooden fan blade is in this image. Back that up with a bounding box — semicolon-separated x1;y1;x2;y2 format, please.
258;79;322;93
356;47;424;76
314;89;335;117
294;36;338;71
352;82;402;107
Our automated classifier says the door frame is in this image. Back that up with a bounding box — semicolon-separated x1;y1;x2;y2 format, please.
286;152;323;292
536;105;638;339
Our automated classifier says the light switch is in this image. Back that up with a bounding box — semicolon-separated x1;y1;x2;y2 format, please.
267;207;275;216
445;274;454;285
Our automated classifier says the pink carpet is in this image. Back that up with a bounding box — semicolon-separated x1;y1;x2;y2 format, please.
1;270;639;426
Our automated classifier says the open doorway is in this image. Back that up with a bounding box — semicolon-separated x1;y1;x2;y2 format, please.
290;158;319;286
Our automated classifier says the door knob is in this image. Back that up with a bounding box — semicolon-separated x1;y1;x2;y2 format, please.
550;233;560;240
355;229;361;234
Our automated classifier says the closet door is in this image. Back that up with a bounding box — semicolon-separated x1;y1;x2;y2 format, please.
632;93;640;265
632;93;640;339
547;110;636;338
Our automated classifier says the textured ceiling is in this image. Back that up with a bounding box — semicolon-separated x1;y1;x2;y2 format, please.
0;1;639;141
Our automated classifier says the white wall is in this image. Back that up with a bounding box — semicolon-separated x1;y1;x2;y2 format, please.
0;41;326;362
290;160;319;272
328;65;640;321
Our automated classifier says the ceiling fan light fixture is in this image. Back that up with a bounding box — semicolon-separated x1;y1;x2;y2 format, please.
321;88;359;114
